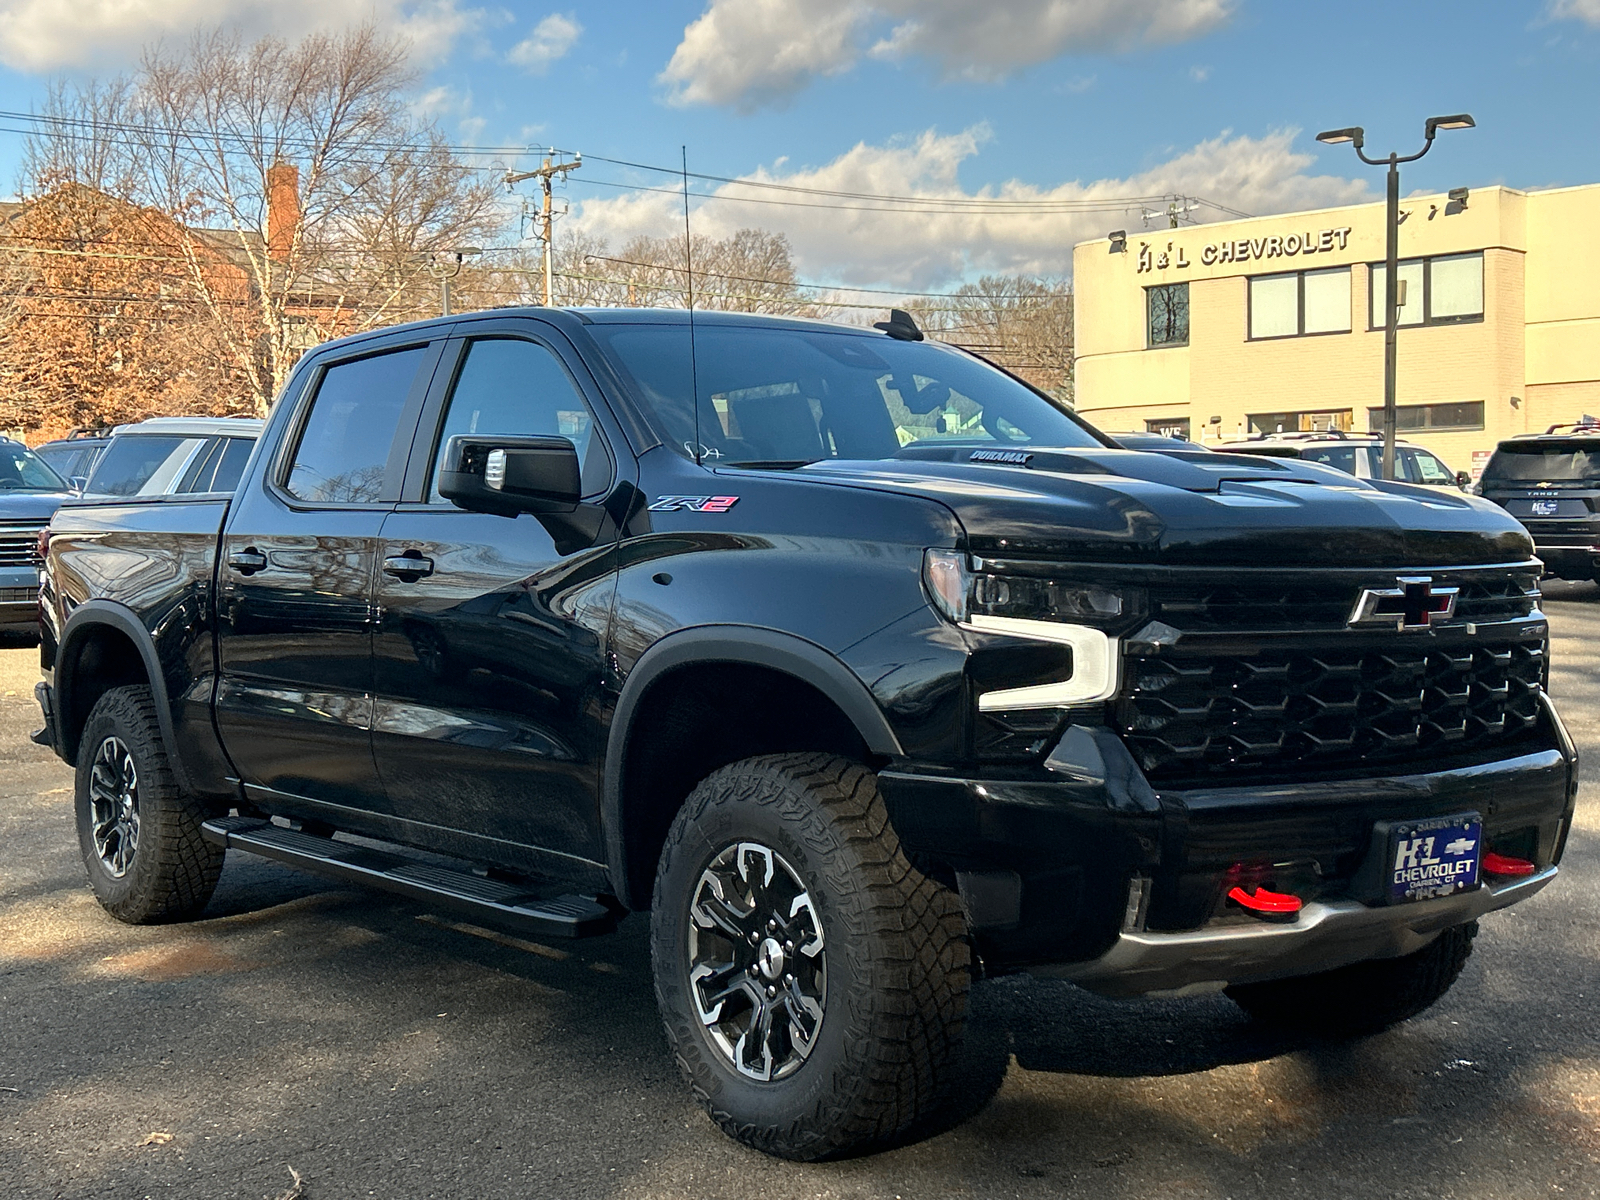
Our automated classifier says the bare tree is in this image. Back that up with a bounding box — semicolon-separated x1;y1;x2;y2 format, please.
552;227;816;315
908;275;1074;402
20;24;510;416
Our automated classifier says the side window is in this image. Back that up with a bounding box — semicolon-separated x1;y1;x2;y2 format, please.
1303;446;1356;476
86;435;194;497
429;338;607;501
210;438;256;493
286;346;427;504
1403;448;1455;485
177;438;225;493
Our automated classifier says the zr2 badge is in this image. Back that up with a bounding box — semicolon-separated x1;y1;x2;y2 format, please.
648;495;740;513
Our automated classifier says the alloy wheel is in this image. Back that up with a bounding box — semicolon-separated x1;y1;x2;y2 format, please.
88;735;140;878
687;841;826;1082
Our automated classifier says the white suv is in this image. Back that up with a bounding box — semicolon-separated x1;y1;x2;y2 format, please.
1217;432;1467;488
81;417;264;499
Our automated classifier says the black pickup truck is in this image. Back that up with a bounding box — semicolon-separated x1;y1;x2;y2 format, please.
35;307;1576;1159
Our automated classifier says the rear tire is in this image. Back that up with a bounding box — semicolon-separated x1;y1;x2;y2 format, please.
651;753;972;1160
1225;921;1477;1037
74;685;225;924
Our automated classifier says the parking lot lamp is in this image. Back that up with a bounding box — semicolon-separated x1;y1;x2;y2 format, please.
1316;115;1475;480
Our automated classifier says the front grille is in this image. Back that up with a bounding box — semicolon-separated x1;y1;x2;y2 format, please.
1116;640;1544;781
0;528;43;568
1147;569;1539;633
0;586;36;603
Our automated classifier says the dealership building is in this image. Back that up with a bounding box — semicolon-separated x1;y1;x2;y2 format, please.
1072;181;1600;476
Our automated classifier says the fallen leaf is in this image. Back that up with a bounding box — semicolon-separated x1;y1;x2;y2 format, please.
138;1131;173;1147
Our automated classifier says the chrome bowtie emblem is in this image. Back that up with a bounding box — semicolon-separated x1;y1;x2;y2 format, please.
1349;576;1459;631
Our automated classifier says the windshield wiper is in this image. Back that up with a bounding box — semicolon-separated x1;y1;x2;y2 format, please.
722;459;823;470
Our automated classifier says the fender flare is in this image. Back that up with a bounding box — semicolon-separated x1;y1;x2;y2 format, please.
601;624;904;908
56;599;198;796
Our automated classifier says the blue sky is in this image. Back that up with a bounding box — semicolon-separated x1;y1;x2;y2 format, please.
0;0;1595;290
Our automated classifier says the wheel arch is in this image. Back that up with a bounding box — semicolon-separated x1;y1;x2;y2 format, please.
55;600;196;795
603;625;904;910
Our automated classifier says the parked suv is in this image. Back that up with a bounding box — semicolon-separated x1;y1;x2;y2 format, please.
1220;431;1467;487
1478;424;1600;580
0;436;72;638
82;416;263;499
32;428;112;492
35;308;1574;1159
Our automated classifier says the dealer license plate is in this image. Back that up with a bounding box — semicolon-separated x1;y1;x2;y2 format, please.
1387;814;1482;903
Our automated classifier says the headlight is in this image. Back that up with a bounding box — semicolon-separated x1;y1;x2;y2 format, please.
922;549;1143;630
922;549;1133;709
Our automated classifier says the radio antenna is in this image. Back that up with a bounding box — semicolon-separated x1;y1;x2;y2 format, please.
682;145;702;467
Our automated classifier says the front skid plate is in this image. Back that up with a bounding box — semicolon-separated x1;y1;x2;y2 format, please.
1034;867;1556;997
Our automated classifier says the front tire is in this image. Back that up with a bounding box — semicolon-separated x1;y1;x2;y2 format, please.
651;754;971;1160
1225;921;1477;1037
74;685;225;924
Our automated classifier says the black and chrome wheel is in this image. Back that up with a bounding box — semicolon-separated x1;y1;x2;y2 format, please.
74;685;225;924
688;841;826;1082
652;753;973;1160
87;735;141;878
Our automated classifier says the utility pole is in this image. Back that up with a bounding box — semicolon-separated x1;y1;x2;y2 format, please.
506;151;582;306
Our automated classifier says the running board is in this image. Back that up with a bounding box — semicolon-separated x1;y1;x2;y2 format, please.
201;816;620;939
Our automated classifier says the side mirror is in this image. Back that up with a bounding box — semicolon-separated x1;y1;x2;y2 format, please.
1456;471;1472;489
437;435;582;516
69;476;88;494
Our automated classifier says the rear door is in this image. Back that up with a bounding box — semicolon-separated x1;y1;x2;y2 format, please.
370;322;624;868
216;338;445;814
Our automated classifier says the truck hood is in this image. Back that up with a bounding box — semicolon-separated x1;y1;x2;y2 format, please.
790;447;1532;566
0;492;69;523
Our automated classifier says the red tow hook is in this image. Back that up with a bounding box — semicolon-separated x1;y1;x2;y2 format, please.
1482;852;1537;879
1227;885;1303;923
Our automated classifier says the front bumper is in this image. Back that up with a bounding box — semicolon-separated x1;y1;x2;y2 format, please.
0;565;40;630
879;699;1577;984
1039;866;1556;997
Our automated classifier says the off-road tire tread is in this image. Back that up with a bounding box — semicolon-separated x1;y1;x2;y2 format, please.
1225;920;1478;1037
652;753;971;1160
76;685;225;924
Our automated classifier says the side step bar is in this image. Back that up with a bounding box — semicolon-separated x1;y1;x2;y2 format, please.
202;816;620;939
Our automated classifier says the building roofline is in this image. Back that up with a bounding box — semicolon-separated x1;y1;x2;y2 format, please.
1071;181;1581;249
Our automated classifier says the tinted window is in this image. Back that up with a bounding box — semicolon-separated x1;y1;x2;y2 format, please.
85;435;195;497
1483;445;1600;484
211;438;256;492
430;339;606;500
588;324;1096;466
0;443;67;492
287;347;426;503
33;444;79;476
1302;446;1356;475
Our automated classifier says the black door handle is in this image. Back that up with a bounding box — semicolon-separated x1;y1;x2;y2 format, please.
383;552;435;580
227;547;268;575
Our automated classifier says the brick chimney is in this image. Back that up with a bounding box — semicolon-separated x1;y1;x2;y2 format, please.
266;162;299;261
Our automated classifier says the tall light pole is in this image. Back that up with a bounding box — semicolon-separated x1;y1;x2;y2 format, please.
1316;114;1475;480
432;248;482;316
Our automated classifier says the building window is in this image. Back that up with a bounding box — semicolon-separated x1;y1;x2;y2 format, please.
1369;252;1483;328
1147;282;1189;348
1145;417;1191;439
1364;401;1485;432
1248;267;1351;340
1248;409;1353;435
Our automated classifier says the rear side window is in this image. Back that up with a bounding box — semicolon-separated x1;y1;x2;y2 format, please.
287;347;427;503
1302;446;1356;475
177;436;256;494
86;435;196;497
1403;448;1455;485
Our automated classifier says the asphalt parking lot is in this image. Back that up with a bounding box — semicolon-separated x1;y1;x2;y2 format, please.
2;590;1598;1200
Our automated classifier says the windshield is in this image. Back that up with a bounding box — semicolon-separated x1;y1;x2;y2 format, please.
587;323;1100;465
0;443;68;492
1482;444;1600;485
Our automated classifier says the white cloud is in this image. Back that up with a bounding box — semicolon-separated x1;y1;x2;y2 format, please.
0;0;489;72
570;127;1371;290
1189;63;1210;81
1547;0;1600;27
660;0;1234;108
507;12;581;74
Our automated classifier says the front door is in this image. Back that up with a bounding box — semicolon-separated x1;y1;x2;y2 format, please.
371;329;622;871
216;340;442;813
